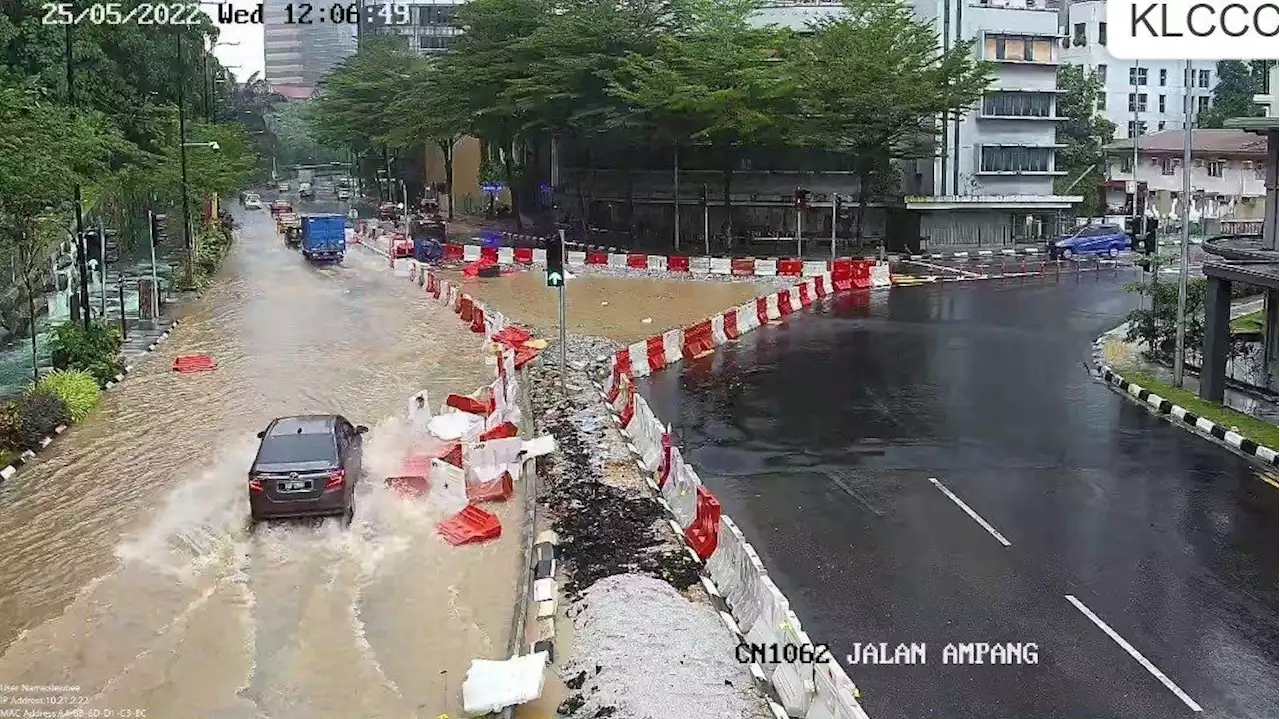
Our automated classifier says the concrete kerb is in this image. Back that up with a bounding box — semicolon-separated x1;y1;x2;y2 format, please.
0;317;182;485
1090;334;1279;468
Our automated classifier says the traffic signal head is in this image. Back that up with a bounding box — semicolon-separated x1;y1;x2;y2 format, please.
793;188;810;210
151;213;168;246
545;237;564;287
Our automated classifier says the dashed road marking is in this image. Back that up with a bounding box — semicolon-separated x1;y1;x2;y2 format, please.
927;477;1011;547
1065;594;1203;712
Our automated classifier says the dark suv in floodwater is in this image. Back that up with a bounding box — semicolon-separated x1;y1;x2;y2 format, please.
248;415;368;525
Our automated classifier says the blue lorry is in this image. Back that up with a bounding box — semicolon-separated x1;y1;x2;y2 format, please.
300;214;347;263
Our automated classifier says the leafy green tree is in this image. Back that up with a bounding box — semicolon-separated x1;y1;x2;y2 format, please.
0;78;122;381
385;60;471;219
786;0;993;239
1055;65;1115;213
1124;276;1207;362
609;0;796;242
1197;60;1271;128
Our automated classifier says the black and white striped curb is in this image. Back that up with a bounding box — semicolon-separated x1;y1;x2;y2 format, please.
1098;364;1279;467
530;530;560;660
0;319;181;484
590;374;792;719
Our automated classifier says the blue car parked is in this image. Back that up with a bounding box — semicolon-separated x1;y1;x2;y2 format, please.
1048;224;1130;260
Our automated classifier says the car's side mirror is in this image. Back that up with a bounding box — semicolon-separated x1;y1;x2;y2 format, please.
256;430;266;439
355;425;369;434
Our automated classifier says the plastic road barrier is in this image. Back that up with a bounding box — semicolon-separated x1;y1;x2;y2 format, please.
437;505;502;545
173;354;216;373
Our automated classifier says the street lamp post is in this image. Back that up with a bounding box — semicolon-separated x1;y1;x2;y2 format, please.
1173;59;1194;387
176;32;194;287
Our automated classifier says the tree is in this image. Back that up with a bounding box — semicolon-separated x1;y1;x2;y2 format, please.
1124;276;1207;363
1055;65;1115;213
609;0;796;242
1197;60;1270;128
0;79;121;381
385;60;470;219
786;0;993;239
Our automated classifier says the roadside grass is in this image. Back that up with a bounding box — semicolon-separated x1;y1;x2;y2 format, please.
1123;370;1279;450
1231;309;1265;336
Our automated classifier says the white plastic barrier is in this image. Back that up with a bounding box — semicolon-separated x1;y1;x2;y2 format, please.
662;458;701;528
427;458;468;515
730;544;768;632
393;258;413;276
647;255;666;271
661;329;682;366
496;247;514;264
610;373;633;415
608;253;628;268
627;398;664;471
743;577;792;676
754;258;778;276
710;257;733;275
871;263;891;288
802;261;828;278
710;313;730;345
462;651;548;716
805;664;870;719
533;248;548;264
736;302;757;336
706;515;748;600
764;293;782;321
689;256;712;274
407;390;433;435
463;244;481;261
627;341;651;377
786;286;803;312
772;614;818;716
466;436;524;485
567;250;587;266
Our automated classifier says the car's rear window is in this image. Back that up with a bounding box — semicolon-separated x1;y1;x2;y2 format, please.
256;433;338;464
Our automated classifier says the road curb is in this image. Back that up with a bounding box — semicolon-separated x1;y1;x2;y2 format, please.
1;318;182;485
1092;340;1278;468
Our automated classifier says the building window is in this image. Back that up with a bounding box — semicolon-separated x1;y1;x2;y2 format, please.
1073;23;1086;45
1207;160;1224;177
985;35;1055;63
1158;94;1166;112
1158;121;1166;130
980;146;1055;173
1097;64;1107;82
1128;93;1148;112
1197;95;1211;113
1097;91;1107;109
982;92;1053;117
1198;69;1210;88
1121;156;1134;172
1128;120;1148;137
1098;22;1107;45
1130;66;1148;85
1161;158;1176;175
1160;68;1167;86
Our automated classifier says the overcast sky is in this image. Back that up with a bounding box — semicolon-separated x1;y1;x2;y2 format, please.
207;0;265;81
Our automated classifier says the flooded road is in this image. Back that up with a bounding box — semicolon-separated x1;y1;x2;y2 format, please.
0;203;521;718
640;280;1277;719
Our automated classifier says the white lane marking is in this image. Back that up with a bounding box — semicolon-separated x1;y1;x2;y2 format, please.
927;477;1011;546
1064;595;1203;712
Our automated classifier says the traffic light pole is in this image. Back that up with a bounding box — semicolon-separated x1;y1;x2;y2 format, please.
796;208;803;259
98;219;107;318
557;227;567;386
830;197;838;260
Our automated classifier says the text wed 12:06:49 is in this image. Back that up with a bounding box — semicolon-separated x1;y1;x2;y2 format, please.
214;2;417;25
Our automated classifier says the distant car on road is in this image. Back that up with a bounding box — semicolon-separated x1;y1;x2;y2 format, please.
248;415;368;525
277;182;290;193
337;187;351;200
299;182;315;199
1049;224;1128;260
244;194;264;210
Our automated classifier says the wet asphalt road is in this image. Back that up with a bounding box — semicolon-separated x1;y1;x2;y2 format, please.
638;278;1278;719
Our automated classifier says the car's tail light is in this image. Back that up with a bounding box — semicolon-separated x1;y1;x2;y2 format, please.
248;475;263;493
325;469;346;491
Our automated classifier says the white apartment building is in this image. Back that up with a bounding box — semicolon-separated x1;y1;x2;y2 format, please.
1059;1;1217;138
905;0;1082;246
1256;62;1278;118
1103;130;1270;223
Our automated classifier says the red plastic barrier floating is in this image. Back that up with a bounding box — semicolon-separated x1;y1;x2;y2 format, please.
514;346;541;369
493;326;532;349
777;259;804;276
626;253;648;269
446;393;489;416
683;485;722;560
467;471;514;503
585;251;608;265
513;247;534;264
437;505;502;545
173;354;216;373
668;255;690;272
385;475;429;498
479;422;519;441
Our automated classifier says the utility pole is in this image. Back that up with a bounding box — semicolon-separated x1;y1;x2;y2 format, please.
177;32;193;287
1173;59;1194;387
702;184;710;257
673;145;680;252
830;195;840;260
1131;60;1141;234
66;18;91;330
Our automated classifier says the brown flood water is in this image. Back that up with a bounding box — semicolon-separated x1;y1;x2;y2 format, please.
0;205;522;718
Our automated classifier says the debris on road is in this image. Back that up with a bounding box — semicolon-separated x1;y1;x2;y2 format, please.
462;651;550;716
172;354;216;373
